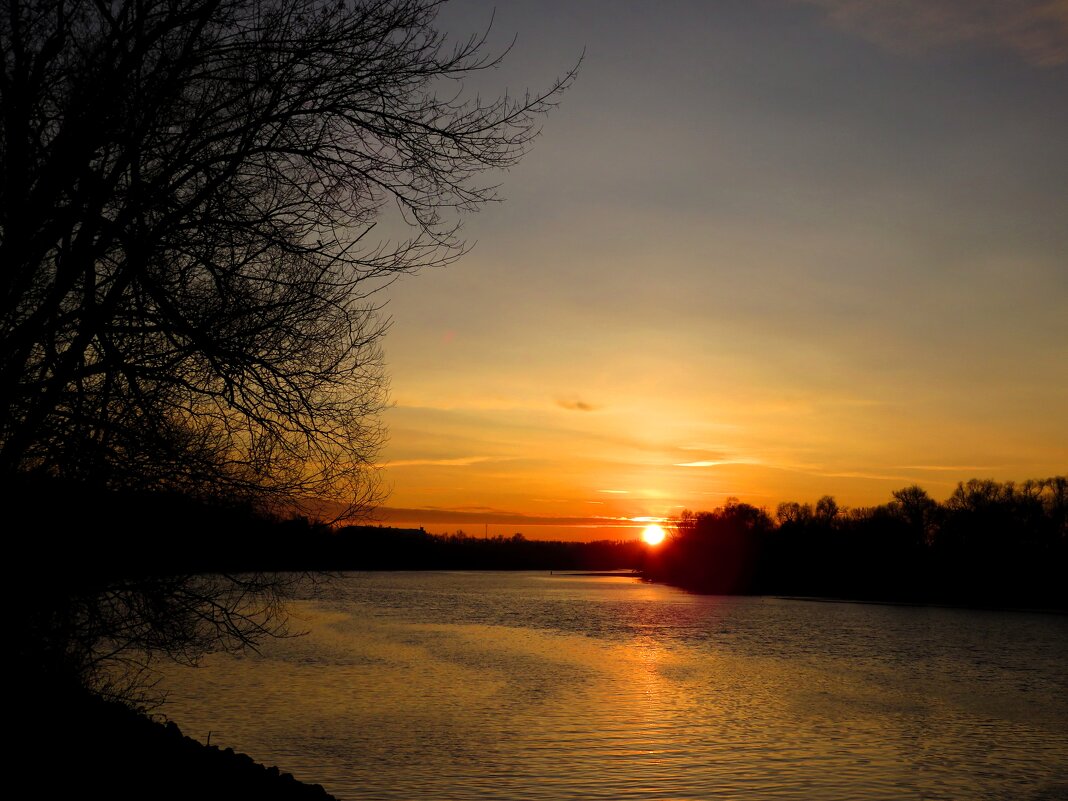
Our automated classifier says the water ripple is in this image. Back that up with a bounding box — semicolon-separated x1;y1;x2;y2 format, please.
160;572;1068;801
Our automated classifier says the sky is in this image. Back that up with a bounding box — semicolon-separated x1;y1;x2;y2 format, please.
370;0;1068;540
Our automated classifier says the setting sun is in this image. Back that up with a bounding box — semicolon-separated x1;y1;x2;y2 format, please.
642;524;667;546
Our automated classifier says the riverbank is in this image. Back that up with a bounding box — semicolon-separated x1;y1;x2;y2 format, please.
14;686;337;800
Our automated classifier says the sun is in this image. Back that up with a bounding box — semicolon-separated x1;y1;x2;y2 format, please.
641;524;667;546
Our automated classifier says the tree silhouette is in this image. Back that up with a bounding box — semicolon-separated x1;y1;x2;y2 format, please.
1;0;574;515
649;477;1066;608
889;484;939;545
814;495;839;522
1;0;574;696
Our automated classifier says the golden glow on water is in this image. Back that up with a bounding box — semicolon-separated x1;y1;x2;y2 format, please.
158;573;1068;801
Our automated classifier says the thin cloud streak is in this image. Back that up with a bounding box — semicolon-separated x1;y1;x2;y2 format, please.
796;0;1068;66
676;460;760;468
375;506;668;528
385;456;503;467
900;464;1004;472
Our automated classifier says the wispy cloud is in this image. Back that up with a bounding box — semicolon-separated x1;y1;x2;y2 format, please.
796;0;1068;66
676;460;741;468
556;395;599;412
899;464;1002;472
675;453;762;468
819;469;915;482
386;456;499;468
373;506;663;528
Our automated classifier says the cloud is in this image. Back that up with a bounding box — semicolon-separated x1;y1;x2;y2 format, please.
556;395;599;412
675;451;760;468
899;464;1002;472
385;456;498;467
373;506;661;528
795;0;1068;66
818;469;916;481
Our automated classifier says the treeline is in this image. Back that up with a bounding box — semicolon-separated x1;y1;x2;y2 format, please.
287;526;645;572
188;520;642;574
14;474;1066;606
10;475;642;579
642;477;1067;609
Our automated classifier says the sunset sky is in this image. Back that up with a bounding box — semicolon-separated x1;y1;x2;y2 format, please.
372;0;1068;540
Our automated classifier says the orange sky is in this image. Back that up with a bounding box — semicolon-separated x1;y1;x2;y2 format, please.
366;1;1068;541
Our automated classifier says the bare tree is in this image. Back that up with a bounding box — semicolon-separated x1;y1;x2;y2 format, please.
1;0;574;514
2;0;574;693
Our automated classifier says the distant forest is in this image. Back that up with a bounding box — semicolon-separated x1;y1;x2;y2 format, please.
17;475;1066;610
13;474;643;579
644;477;1067;610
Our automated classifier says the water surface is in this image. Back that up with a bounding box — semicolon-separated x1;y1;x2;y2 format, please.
159;572;1068;800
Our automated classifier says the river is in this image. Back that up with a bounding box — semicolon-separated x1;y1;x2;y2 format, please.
157;571;1068;800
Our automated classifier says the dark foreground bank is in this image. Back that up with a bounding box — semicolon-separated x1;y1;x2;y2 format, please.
14;686;337;801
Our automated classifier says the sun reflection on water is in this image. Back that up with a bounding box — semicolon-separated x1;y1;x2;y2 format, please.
158;572;1068;801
